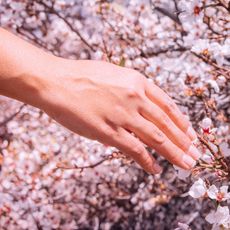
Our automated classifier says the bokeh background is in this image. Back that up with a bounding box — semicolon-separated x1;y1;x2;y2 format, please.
0;0;229;229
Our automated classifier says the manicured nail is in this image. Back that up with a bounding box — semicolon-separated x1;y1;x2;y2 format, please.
186;126;197;141
188;145;201;160
182;154;196;169
152;163;162;174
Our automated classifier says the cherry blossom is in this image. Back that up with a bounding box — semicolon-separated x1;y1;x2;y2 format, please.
191;39;210;54
207;185;230;202
178;0;204;23
207;80;220;94
205;206;230;230
173;165;191;180
209;43;230;66
0;0;229;228
175;222;190;230
188;178;207;198
201;117;212;134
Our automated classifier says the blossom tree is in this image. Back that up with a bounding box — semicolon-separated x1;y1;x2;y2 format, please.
0;0;229;229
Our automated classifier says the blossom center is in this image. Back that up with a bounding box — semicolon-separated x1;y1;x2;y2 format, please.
193;6;201;15
217;192;224;202
202;49;209;56
203;128;211;134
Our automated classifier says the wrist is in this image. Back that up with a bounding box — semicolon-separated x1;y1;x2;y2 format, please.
0;54;61;109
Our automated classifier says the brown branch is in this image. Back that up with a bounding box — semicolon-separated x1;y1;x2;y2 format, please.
216;0;230;12
152;5;182;25
55;153;120;171
37;0;96;52
192;52;230;80
140;46;188;58
0;104;25;127
197;134;229;173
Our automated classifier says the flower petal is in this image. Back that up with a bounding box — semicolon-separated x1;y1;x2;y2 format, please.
207;185;218;200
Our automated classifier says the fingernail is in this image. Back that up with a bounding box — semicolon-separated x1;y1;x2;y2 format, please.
152;163;162;174
188;145;201;160
182;154;196;169
186;126;197;141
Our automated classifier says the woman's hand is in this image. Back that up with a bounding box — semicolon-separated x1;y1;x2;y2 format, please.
0;28;200;174
39;59;200;174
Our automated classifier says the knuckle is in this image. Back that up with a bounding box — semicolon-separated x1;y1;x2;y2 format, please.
113;105;126;118
164;101;177;115
170;154;181;165
131;143;145;156
179;138;191;151
130;120;142;130
153;129;166;144
161;114;171;128
122;117;134;128
126;87;141;99
101;125;114;137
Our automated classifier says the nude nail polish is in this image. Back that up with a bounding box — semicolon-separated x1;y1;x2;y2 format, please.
183;154;196;169
188;145;201;160
152;163;162;174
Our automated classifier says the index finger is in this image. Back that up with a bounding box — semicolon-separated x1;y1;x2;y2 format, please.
144;80;197;140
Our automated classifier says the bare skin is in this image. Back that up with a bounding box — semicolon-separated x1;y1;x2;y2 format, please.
0;28;201;174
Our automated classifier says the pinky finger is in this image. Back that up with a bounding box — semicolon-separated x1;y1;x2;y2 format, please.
112;128;162;174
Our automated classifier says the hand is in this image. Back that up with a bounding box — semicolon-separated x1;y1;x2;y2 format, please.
39;59;200;174
0;29;200;174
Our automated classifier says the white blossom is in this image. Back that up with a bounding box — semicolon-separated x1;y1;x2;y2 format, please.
209;43;230;66
201;117;212;130
175;222;190;230
207;185;230;202
173;165;191;180
188;178;207;198
205;206;230;229
191;39;210;54
207;80;220;93
178;0;204;22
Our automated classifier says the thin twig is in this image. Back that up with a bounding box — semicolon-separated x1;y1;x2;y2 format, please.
37;0;96;52
0;104;25;127
55;154;118;171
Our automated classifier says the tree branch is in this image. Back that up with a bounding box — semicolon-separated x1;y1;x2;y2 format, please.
37;0;96;52
0;104;25;127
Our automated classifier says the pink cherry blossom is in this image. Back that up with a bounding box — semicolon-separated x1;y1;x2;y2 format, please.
173;165;191;180
201;117;212;130
191;39;210;54
207;80;220;93
188;178;207;198
201;117;212;134
205;206;230;229
178;0;204;23
207;185;230;202
175;222;190;230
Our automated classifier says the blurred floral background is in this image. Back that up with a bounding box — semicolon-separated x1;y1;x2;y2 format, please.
0;0;229;229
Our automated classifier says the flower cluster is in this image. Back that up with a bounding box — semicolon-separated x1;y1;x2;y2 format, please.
0;0;229;229
174;116;230;229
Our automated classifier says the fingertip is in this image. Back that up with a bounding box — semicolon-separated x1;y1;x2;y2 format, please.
182;154;197;170
151;162;163;174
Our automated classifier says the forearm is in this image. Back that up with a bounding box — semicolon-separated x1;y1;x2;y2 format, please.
0;28;60;108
